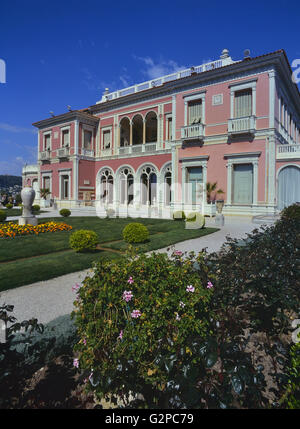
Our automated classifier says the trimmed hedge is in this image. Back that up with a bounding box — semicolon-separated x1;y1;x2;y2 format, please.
0;210;7;222
173;210;186;221
69;229;98;252
122;222;149;243
32;204;40;212
5;203;13;209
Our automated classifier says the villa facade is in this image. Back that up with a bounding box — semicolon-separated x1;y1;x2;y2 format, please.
23;49;300;217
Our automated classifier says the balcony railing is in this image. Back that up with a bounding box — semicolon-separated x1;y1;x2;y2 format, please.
39;150;51;161
118;143;157;155
81;148;94;157
181;123;205;141
97;56;235;104
277;144;300;159
228;115;256;136
57;147;69;158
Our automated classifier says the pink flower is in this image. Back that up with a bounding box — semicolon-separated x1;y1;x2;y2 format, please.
73;358;79;368
83;338;87;345
118;330;123;340
128;276;134;284
174;250;183;256
207;281;214;289
131;309;141;319
72;283;81;292
123;290;133;302
186;285;195;293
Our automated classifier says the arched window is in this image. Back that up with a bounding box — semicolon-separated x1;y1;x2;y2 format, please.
132;115;143;146
145;112;157;143
164;165;172;206
140;166;157;205
120;117;130;147
100;169;114;204
120;167;134;205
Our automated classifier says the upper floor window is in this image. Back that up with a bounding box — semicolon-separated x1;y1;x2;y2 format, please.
188;100;203;124
83;130;92;149
234;89;252;118
62;129;70;147
166;116;172;140
102;129;111;149
44;133;51;151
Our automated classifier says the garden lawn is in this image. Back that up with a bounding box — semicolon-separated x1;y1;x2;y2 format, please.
0;217;218;292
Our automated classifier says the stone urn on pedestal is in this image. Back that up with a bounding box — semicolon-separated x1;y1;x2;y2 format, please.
19;187;38;226
215;199;225;227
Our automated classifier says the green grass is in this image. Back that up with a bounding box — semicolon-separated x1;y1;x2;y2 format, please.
0;217;219;292
2;208;45;217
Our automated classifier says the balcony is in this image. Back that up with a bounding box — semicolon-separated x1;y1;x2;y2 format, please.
277;144;300;160
39;150;51;161
228;115;256;136
118;143;157;155
57;147;70;158
181;124;205;141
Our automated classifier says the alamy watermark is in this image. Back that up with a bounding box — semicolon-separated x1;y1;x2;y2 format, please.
0;58;6;84
292;59;300;84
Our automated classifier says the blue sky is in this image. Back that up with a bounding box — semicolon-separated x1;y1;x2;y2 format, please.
0;0;299;175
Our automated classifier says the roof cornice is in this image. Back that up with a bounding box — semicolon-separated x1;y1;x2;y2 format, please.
32;110;99;129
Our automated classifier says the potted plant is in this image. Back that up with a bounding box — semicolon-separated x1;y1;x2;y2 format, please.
40;188;51;208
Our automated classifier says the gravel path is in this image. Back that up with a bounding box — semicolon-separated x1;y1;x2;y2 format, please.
0;215;272;325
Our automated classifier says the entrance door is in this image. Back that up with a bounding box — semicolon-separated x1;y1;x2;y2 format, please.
278;166;300;210
233;164;253;204
187;167;203;205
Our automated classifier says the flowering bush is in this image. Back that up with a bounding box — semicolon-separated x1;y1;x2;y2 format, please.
69;229;99;252
122;222;149;244
59;208;71;217
0;221;72;239
72;250;214;407
0;210;7;223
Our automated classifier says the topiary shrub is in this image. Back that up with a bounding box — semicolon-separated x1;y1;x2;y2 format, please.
32;204;40;212
6;203;13;209
69;229;98;252
122;222;149;243
186;212;197;222
72;250;214;408
172;210;186;221
186;213;205;229
280;203;300;222
60;208;71;217
0;210;7;222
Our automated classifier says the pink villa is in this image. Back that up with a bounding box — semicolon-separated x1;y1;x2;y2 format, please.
23;49;300;217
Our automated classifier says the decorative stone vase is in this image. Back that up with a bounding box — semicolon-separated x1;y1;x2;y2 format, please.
19;187;38;226
216;199;225;214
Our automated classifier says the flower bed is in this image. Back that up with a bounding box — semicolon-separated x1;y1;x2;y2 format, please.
0;221;72;239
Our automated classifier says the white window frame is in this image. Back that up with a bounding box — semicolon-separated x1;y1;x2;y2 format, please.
59;169;71;200
41;171;52;197
165;113;172;140
82;124;94;150
60;125;70;148
183;91;206;126
101;126;112;150
229;79;257;119
43;131;52;151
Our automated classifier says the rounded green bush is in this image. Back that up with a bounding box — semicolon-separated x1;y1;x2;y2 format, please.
173;210;186;221
60;208;71;217
122;222;149;243
32;204;40;212
0;210;7;222
280;203;300;221
69;230;98;252
6;203;13;209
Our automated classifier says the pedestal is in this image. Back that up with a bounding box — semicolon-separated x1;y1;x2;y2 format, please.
215;213;225;227
19;216;38;226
